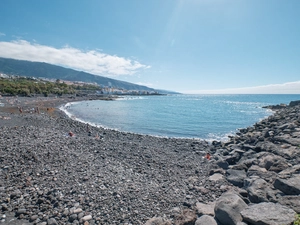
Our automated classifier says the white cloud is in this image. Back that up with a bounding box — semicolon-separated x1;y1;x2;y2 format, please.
184;81;300;94
0;40;150;76
0;33;5;36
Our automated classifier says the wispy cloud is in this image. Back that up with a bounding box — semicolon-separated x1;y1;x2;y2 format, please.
0;33;5;36
184;81;300;94
0;40;150;76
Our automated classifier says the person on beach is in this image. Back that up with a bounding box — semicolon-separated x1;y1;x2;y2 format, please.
205;152;211;160
68;131;75;137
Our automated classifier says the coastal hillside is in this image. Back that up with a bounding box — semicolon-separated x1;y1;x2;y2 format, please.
0;57;176;94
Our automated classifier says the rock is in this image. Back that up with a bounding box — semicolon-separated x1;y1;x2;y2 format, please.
195;202;215;216
278;165;300;178
209;173;224;181
277;195;300;213
82;215;92;222
47;218;58;225
16;208;27;215
214;192;247;225
37;222;47;225
273;175;300;195
10;190;22;199
30;215;38;222
226;169;246;188
289;100;300;106
241;202;296;225
144;217;172;225
195;215;217;225
246;178;277;203
216;159;229;170
258;154;289;172
194;186;209;195
174;209;197;225
74;208;83;214
69;214;78;222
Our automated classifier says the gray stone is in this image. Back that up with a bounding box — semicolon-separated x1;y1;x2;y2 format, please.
30;215;38;222
73;208;83;214
241;202;296;225
175;209;197;225
226;169;247;188
47;218;58;225
16;208;27;215
278;165;300;178
195;202;215;216
274;175;300;195
82;215;92;222
216;159;229;170
289;100;300;106
247;178;276;203
258;153;289;172
214;192;247;225
69;214;78;222
278;195;300;213
195;215;217;225
209;173;224;181
144;217;172;225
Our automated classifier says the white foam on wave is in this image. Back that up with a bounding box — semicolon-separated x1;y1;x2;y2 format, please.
116;96;147;101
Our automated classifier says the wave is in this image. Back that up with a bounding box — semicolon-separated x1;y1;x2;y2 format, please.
116;96;147;101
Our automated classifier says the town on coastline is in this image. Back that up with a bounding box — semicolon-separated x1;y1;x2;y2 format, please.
0;73;162;97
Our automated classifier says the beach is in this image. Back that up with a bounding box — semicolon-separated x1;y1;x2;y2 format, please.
0;95;299;225
0;95;232;224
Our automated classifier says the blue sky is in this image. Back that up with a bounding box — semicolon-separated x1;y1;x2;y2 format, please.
0;0;299;93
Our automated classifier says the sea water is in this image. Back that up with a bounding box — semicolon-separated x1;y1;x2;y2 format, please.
61;94;300;141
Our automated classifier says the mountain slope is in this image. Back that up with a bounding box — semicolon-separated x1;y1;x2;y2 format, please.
0;57;157;92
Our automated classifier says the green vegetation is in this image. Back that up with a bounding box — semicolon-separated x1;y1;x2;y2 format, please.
0;77;101;96
295;214;300;225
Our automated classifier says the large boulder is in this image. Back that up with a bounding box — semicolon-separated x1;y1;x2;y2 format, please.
214;192;247;225
241;202;296;225
258;153;289;172
195;215;217;225
273;175;300;195
289;100;300;107
226;169;247;188
195;202;215;216
278;165;300;178
278;195;300;213
246;178;277;203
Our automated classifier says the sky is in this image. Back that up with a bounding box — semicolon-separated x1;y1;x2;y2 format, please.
0;0;300;94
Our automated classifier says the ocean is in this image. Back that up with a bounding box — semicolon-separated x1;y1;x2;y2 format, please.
61;94;300;141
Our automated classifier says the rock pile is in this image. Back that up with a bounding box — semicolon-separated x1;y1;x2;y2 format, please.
145;102;300;225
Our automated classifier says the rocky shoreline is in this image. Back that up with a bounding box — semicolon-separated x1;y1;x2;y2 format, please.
0;96;299;225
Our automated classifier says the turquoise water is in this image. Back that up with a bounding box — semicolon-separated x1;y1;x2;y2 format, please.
62;94;300;141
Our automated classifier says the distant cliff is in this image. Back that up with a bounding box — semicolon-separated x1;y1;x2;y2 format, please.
0;57;173;93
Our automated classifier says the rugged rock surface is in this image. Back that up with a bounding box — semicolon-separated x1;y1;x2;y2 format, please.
241;202;296;225
214;192;247;225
